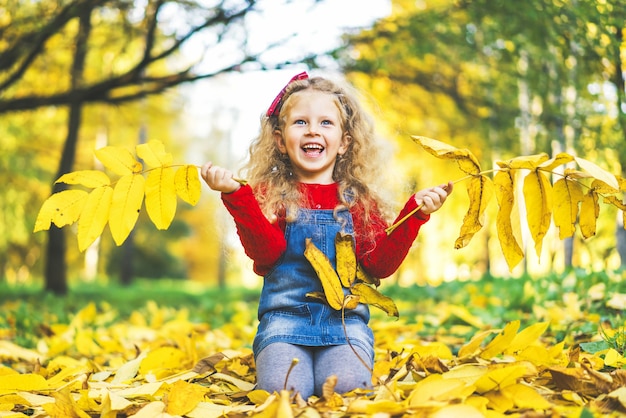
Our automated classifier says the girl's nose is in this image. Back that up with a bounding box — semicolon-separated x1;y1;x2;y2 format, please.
307;125;319;135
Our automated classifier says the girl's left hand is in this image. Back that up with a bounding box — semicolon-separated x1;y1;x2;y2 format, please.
415;181;453;215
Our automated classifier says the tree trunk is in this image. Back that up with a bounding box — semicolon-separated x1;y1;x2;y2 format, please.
44;102;83;295
44;6;92;294
120;232;134;286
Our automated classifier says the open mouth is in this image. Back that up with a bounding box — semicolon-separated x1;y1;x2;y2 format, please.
302;143;324;156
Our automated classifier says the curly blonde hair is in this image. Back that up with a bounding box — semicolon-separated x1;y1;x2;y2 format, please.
242;75;393;226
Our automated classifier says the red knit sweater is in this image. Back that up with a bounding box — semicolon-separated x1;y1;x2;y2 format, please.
221;183;429;278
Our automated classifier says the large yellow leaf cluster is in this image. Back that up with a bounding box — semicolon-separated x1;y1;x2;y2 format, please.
390;136;626;271
34;140;201;251
304;233;398;317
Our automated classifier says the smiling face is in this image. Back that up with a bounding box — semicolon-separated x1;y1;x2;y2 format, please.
274;90;349;184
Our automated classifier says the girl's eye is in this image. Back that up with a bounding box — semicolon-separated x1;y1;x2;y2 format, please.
321;120;332;126
295;120;306;125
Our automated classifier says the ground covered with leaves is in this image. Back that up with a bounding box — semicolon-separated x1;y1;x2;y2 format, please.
1;271;626;417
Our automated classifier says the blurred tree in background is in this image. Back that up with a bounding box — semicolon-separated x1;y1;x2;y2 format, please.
2;0;624;293
337;0;626;281
0;0;322;294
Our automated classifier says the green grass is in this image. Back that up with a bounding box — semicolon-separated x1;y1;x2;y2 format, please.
1;269;625;349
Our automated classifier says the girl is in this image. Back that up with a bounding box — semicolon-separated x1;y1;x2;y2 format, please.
201;72;452;399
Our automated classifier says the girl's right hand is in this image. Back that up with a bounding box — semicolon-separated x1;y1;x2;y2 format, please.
201;162;241;194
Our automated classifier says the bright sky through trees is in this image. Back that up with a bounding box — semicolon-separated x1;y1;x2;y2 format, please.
182;0;391;167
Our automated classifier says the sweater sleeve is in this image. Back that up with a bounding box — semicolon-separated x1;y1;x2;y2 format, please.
220;185;286;276
356;195;429;279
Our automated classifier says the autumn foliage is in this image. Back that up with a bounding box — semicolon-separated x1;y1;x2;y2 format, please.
2;280;626;417
35;137;626;272
24;137;626;416
388;136;626;271
34;140;201;251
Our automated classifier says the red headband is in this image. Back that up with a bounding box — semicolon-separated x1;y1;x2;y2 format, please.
266;71;309;117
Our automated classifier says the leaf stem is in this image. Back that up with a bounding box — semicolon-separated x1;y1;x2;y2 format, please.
384;172;488;236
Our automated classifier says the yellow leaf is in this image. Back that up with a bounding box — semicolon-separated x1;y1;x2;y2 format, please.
480;320;520;359
139;346;186;376
77;186;113;251
165;380;208;416
95;146;143;176
523;170;553;257
474;364;528;393
175;165;201;206
42;388;91;418
412;135;481;175
455;175;494;249
136;139;173;168
484;390;514;412
347;399;406;415
33;189;88;232
335;233;356;287
145;167;177;230
304;238;344;310
505;322;549;354
55;170;111;188
552;178;584;240
0;374;49;392
343;294;360;310
580;190;599;239
497;153;550;170
247;390;270;405
100;391;131;418
350;283;398;317
430;404;485;418
407;373;474;405
442;364;488;385
355;264;379;286
211;372;255;391
574;156;620;190
538;152;575;171
493;170;524;271
458;329;496;359
603;348;625;368
501;383;552;410
109;174;145;246
127;401;169;418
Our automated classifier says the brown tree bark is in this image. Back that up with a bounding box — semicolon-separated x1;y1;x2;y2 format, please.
44;5;92;295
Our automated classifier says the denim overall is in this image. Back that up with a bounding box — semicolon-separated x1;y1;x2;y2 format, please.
253;207;374;362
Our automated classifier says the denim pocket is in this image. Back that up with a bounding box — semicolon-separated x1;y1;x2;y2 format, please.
261;304;313;332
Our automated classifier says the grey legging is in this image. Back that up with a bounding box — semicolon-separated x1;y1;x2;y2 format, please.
255;342;373;399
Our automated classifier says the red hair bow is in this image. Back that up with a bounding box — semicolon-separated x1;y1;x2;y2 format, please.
266;71;309;117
